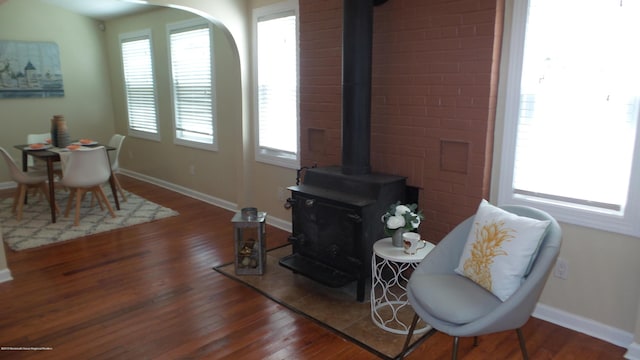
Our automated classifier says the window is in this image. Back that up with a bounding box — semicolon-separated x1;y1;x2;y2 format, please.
498;0;640;236
253;0;299;168
167;19;216;150
120;30;160;141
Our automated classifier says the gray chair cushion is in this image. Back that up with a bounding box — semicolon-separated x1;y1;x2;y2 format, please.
409;273;502;325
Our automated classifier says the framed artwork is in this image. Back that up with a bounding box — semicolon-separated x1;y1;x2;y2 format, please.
0;40;64;99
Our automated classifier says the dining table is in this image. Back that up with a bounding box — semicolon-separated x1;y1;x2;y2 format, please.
14;143;121;223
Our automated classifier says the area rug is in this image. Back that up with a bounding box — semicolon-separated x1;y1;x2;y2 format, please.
214;245;435;360
1;189;179;251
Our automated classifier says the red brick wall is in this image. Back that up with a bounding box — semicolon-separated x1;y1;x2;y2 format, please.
299;0;504;242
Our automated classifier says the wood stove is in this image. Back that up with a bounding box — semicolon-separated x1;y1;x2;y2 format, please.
279;0;406;301
280;167;406;301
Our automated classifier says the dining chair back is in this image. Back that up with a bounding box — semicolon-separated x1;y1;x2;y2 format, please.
0;146;56;221
108;134;126;171
26;133;50;169
60;146;116;226
107;134;127;202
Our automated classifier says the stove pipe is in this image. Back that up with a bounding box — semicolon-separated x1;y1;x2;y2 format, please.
341;0;374;176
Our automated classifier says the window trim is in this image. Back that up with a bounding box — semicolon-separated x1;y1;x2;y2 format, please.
252;0;300;169
119;29;161;142
167;18;217;152
496;0;640;237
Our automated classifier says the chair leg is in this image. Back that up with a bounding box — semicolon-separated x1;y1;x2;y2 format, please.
473;336;478;346
402;313;420;354
516;328;529;360
113;173;127;202
89;190;104;211
64;189;76;218
95;186;116;218
452;336;459;360
11;185;21;214
74;189;85;226
14;184;27;221
39;183;60;214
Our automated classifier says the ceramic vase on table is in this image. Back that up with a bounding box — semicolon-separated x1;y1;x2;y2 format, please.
391;228;405;247
51;115;70;148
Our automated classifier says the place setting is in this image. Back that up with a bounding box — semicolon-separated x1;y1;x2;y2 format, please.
56;139;99;152
23;139;53;151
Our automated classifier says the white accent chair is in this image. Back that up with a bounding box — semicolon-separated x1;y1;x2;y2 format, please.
0;147;57;221
60;146;116;226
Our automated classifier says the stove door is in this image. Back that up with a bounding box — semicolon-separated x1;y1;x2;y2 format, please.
289;192;362;273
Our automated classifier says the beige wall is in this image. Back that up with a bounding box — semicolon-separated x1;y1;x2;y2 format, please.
104;7;242;204
139;0;296;222
0;0;116;181
493;0;640;347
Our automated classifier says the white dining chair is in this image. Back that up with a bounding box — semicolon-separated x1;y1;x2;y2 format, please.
0;147;58;221
27;132;66;194
108;134;127;202
60;146;116;226
26;133;50;170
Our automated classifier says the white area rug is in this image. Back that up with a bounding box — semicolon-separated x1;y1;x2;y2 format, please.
1;189;179;251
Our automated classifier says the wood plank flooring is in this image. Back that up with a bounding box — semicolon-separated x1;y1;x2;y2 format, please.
0;176;627;359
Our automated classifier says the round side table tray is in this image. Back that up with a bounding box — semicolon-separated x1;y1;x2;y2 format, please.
370;237;435;335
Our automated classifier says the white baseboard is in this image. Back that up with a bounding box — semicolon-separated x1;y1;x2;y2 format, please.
119;169;292;232
121;169;238;212
625;342;640;360
533;303;634;349
266;215;292;232
0;268;13;283
0;181;16;190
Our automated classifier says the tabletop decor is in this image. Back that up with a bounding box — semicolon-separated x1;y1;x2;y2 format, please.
381;201;424;247
50;114;71;147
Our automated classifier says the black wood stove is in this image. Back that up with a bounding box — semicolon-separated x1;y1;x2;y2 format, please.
279;0;407;302
281;167;405;301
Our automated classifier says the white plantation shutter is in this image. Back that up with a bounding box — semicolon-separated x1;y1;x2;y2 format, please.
168;20;215;148
120;31;159;139
254;1;299;168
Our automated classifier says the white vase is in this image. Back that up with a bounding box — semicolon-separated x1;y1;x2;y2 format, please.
391;228;405;247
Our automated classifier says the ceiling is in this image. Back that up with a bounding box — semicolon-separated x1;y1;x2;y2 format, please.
40;0;153;21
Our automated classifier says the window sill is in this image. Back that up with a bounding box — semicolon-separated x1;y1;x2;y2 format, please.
128;129;160;142
256;152;299;170
498;193;640;238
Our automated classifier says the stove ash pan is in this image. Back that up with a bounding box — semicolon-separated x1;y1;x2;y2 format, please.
279;166;406;302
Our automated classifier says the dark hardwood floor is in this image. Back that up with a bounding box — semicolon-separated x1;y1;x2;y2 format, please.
0;176;626;359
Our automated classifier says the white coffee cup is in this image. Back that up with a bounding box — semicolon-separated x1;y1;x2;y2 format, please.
403;232;426;255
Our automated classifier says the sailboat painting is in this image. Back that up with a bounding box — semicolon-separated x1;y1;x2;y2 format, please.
0;40;64;99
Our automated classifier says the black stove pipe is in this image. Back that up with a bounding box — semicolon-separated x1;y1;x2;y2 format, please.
341;0;374;176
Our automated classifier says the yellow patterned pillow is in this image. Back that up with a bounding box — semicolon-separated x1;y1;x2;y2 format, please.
454;200;551;301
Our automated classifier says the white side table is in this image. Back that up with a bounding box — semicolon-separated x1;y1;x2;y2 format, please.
371;237;435;334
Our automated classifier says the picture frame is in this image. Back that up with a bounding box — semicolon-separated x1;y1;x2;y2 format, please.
0;40;64;99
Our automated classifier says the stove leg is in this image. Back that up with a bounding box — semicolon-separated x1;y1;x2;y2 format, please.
357;279;365;302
